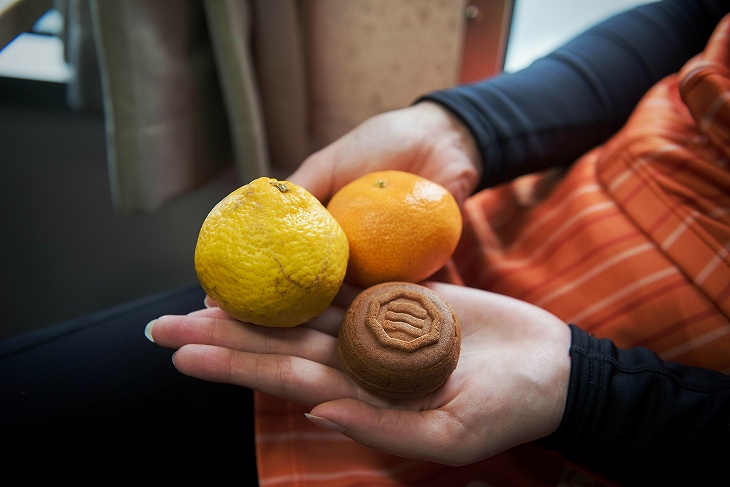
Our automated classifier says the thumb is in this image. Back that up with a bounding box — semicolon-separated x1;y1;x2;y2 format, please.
286;151;336;204
307;398;466;466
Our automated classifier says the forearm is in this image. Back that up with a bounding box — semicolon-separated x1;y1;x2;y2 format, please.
538;325;730;484
419;0;729;189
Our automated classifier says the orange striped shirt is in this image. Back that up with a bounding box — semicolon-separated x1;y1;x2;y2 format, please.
254;14;730;486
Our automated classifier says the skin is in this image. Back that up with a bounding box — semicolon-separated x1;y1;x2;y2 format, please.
147;101;573;466
288;101;483;206
149;282;570;466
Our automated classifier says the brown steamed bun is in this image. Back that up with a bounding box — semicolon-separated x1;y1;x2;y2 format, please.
337;281;461;400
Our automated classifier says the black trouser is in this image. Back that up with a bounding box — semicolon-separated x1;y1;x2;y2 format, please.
0;284;257;483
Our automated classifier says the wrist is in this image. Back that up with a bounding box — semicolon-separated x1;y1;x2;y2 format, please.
536;323;574;443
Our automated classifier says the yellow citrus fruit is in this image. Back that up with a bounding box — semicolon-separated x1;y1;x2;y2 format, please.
194;177;349;327
326;170;462;288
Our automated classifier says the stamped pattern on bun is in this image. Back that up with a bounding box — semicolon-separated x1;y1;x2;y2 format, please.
337;282;461;400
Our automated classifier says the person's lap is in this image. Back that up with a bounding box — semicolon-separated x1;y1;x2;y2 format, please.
0;284;257;482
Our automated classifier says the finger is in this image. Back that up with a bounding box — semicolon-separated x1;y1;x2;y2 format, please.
203;294;218;308
190;302;345;337
172;344;361;407
187;306;229;319
287;152;335;203
309;398;478;466
198;280;362;335
148;315;340;367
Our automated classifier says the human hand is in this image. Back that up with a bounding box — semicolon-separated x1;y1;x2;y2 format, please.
288;101;482;206
146;282;571;466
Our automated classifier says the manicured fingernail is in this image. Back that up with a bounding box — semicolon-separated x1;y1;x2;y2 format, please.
144;320;156;343
304;413;345;433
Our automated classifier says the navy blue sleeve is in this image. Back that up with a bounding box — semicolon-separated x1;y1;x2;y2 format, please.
536;325;730;485
418;0;730;189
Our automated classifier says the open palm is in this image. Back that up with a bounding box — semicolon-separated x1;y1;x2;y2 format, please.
148;281;571;466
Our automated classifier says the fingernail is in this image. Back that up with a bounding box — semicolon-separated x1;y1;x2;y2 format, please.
304;413;345;433
144;320;156;343
171;351;176;365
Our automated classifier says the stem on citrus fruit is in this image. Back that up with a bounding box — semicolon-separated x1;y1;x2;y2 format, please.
271;181;289;192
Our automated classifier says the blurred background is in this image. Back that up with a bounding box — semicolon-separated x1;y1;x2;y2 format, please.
0;0;651;340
